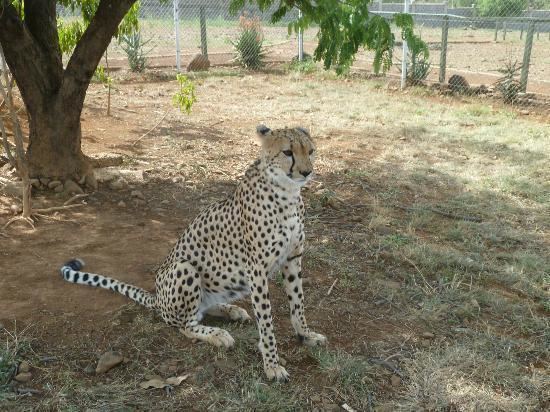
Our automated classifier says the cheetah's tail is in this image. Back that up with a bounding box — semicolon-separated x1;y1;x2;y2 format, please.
60;259;157;309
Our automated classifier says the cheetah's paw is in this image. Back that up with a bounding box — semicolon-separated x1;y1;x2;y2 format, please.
299;331;327;347
228;306;251;322
264;364;290;382
202;328;235;348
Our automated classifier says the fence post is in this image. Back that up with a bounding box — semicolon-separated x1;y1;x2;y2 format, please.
520;25;523;40
173;0;181;72
502;21;507;40
520;21;535;93
298;9;304;61
439;15;449;84
494;20;499;42
401;0;410;89
200;6;208;57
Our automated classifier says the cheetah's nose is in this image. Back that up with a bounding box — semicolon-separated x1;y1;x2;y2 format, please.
301;171;312;178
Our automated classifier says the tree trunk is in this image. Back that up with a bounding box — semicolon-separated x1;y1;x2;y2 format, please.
0;0;137;180
25;94;89;179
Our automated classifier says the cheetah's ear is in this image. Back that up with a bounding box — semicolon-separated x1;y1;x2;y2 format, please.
296;127;310;136
256;124;272;137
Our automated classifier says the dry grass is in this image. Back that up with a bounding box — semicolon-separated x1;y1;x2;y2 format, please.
1;66;548;410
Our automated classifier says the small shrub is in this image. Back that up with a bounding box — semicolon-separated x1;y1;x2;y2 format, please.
495;59;522;104
119;31;151;72
232;14;266;70
93;65;112;86
408;54;431;84
289;54;317;74
398;33;431;84
172;74;196;114
477;0;526;17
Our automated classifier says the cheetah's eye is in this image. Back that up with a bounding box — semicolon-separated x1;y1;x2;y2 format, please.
282;150;293;157
309;149;314;155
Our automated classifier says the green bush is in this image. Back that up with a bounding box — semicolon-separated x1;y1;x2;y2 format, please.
495;59;522;104
172;74;196;114
232;14;266;70
119;31;151;73
477;0;526;17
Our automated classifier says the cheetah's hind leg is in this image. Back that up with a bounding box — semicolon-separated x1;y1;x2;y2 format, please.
168;261;235;348
205;303;251;322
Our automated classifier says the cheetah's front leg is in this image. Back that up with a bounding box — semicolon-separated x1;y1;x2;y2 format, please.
249;268;289;381
282;253;327;347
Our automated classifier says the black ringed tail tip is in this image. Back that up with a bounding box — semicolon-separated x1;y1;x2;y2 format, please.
62;258;85;271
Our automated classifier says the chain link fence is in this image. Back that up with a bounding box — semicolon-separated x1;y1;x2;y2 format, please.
56;1;549;109
363;1;550;107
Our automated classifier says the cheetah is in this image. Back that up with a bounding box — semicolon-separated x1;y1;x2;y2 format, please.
60;125;327;381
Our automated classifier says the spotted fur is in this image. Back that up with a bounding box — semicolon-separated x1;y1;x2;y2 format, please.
60;125;326;381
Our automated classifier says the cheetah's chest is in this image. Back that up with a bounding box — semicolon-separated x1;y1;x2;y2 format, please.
268;212;302;277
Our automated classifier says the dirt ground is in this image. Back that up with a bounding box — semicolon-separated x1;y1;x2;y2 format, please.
0;66;548;410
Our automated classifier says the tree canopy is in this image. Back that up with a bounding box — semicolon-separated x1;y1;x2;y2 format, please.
231;0;427;74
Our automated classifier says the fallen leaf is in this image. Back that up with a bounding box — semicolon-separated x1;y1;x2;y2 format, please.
96;351;124;374
139;374;189;390
165;375;189;386
140;378;167;389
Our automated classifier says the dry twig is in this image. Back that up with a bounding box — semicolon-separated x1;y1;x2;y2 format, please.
327;278;338;296
132;109;170;146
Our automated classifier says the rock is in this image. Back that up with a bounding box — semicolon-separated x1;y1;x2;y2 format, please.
54;184;64;193
160;200;170;205
131;190;145;200
448;74;470;94
95;351;124;374
90;153;124;168
14;372;32;382
391;375;402;387
187;54;210;72
18;361;30;373
172;176;183;183
133;199;146;207
109;178;128;190
117;200;126;208
39;177;50;186
2;181;23;197
421;331;435;339
30;179;40;189
10;204;22;214
520;110;530;116
95;168;144;184
64;179;84;195
48;180;63;189
85;173;98;190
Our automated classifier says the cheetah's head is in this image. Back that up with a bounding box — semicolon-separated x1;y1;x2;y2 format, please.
257;125;316;187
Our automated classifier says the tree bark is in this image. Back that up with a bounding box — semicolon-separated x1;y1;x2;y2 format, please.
0;0;136;179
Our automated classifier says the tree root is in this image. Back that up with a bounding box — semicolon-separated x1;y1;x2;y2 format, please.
2;194;88;230
2;215;35;230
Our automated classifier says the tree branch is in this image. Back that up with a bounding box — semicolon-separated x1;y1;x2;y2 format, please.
24;0;63;88
0;1;51;108
62;0;137;110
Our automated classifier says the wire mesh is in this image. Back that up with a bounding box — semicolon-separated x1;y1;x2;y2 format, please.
363;1;550;107
56;1;549;108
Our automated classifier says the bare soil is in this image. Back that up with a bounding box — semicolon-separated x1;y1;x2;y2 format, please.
0;67;547;411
